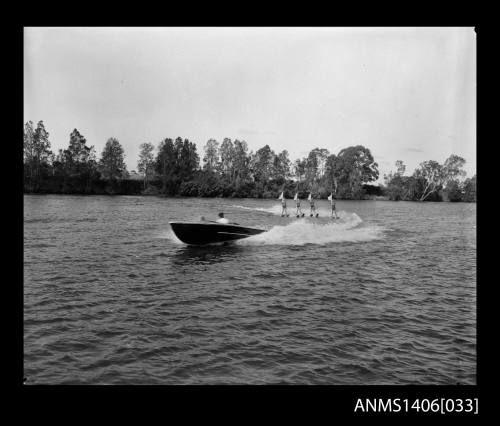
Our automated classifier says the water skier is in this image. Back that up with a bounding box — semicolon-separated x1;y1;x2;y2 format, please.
328;193;338;219
278;192;289;217
294;193;304;217
308;192;318;217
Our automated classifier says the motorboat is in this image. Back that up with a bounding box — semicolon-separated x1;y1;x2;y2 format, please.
169;221;266;245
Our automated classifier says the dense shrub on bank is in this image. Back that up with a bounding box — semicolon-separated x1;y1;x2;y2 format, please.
362;184;383;196
24;173;475;202
25;174;378;199
24;176;163;195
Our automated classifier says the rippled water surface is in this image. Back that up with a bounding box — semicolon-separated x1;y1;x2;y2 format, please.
24;195;476;384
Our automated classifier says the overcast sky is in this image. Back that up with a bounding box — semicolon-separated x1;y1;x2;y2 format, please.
24;27;476;181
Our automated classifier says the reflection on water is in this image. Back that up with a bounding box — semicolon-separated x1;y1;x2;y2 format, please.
170;243;245;265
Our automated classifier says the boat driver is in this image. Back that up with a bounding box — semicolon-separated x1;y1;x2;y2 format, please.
216;212;229;224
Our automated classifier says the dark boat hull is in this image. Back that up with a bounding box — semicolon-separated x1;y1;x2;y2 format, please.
169;221;266;245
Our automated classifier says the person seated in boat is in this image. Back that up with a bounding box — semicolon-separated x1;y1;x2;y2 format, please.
216;212;229;224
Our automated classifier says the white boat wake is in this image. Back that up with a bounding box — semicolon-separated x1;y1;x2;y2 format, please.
237;212;386;246
230;204;283;215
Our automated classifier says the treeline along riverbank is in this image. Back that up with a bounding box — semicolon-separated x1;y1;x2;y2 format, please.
23;174;386;199
24;120;476;202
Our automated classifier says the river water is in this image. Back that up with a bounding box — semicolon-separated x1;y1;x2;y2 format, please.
23;195;476;384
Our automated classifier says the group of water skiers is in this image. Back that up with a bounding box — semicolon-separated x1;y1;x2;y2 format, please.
278;192;338;219
204;193;338;225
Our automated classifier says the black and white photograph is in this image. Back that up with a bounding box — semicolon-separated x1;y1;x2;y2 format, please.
23;27;476;388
